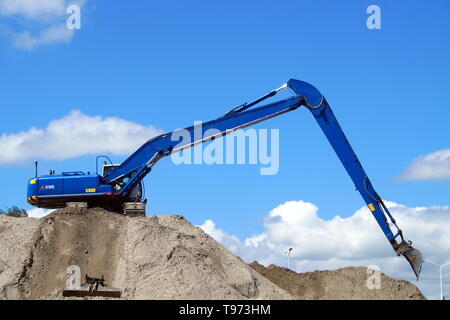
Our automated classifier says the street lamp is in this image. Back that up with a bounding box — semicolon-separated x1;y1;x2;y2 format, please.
284;248;293;269
423;260;450;300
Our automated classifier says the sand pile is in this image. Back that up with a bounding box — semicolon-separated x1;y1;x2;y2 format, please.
0;208;292;300
0;208;425;300
249;262;425;300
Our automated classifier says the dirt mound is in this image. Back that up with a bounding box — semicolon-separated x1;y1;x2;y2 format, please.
1;209;425;300
0;208;292;300
0;214;41;299
249;262;425;300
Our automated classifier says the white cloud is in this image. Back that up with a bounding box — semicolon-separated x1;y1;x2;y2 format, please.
27;207;52;218
400;148;450;181
13;24;73;50
0;0;66;19
199;200;450;299
198;220;242;253
0;0;85;49
0;110;163;165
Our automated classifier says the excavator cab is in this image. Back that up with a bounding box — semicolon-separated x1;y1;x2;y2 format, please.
102;164;144;202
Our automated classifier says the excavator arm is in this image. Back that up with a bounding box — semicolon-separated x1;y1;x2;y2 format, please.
288;79;423;279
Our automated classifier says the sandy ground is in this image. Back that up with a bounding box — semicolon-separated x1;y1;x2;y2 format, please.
0;214;41;299
249;262;426;300
0;208;292;300
0;208;425;300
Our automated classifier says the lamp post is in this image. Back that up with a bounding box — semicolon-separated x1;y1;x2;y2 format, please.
423;260;450;300
284;248;293;269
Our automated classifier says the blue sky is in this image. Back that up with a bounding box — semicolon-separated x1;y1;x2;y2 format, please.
1;0;450;298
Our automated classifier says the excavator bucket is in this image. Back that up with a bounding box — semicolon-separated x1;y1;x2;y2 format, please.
398;243;423;280
403;248;423;280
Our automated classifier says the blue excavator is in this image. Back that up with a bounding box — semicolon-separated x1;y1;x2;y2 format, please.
26;79;423;278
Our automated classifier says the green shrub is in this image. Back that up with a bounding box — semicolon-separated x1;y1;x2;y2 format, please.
0;206;28;217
